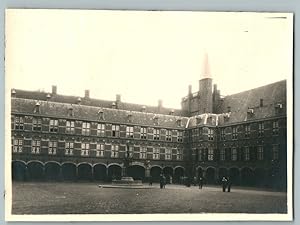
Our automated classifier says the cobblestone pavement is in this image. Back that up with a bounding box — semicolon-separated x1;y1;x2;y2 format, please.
11;182;287;214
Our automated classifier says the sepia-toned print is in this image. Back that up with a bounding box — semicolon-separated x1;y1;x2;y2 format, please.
5;9;293;221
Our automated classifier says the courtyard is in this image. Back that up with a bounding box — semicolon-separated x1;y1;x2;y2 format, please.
11;182;287;214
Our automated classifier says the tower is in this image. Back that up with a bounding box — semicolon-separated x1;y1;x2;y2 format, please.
198;53;213;113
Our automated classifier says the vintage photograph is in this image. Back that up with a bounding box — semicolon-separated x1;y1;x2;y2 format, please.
5;9;293;221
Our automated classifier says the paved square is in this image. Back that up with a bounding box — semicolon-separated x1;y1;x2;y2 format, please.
12;182;287;214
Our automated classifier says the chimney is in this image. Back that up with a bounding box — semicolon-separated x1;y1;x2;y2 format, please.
213;84;217;92
84;90;90;99
52;85;57;95
158;99;163;112
188;85;192;95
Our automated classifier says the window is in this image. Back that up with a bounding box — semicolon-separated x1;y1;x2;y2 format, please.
66;121;75;134
97;123;105;137
165;130;172;141
272;121;279;135
220;148;225;161
82;122;90;135
140;127;147;139
165;148;171;160
178;131;183;142
272;145;279;160
176;149;183;160
49;119;58;133
126;126;134;138
208;148;214;161
111;144;119;158
231;148;237;161
112;125;120;137
48;141;57;155
140;146;147;159
243;146;250;161
31;140;41;154
65;142;74;155
153;148;160;159
198;127;203;140
220;128;225;141
12;138;23;153
32;117;42;131
14;116;24;130
258;122;264;137
197;149;202;161
245;124;250;138
208;128;214;141
126;146;134;158
153;129;160;140
96;143;105;157
81;143;89;156
232;127;237;140
257;146;264;160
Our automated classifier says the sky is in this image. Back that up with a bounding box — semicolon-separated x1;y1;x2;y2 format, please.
5;10;293;109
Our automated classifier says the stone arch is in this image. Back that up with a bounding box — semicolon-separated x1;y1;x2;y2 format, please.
78;163;93;181
12;160;27;181
205;167;216;184
93;164;107;181
27;161;44;180
62;162;77;181
45;161;61;181
127;165;145;180
241;167;255;186
254;168;266;187
163;166;174;184
150;166;162;182
107;164;122;181
229;167;240;185
174;166;185;184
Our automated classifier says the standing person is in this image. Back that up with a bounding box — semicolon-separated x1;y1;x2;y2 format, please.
199;176;203;189
227;177;232;192
163;175;166;188
221;176;227;192
149;176;153;186
159;174;164;189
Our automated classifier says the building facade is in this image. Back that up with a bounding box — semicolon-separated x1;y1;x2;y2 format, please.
11;57;287;189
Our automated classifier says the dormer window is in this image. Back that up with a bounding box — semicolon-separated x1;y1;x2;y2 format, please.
46;93;51;101
127;112;133;123
11;89;16;97
153;115;159;125
68;107;74;117
223;113;230;122
34;101;41;114
177;118;182;127
112;102;116;109
260;99;264;107
141;106;146;112
196;117;201;125
77;97;81;104
98;109;104;120
227;106;231;113
275;103;283;115
247;108;254;114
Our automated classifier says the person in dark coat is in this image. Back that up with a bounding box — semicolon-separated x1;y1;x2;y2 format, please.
159;174;164;189
221;176;227;192
227;177;232;192
199;176;203;189
149;176;153;186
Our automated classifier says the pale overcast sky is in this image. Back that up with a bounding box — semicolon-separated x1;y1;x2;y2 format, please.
5;10;293;109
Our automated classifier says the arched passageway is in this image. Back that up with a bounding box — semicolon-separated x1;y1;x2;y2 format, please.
163;167;173;183
78;164;93;181
12;161;26;181
229;168;240;185
150;166;162;182
93;164;107;181
45;162;61;180
254;168;266;187
62;163;77;181
241;167;255;186
127;165;145;180
108;164;122;181
174;167;184;184
206;167;216;184
27;161;44;180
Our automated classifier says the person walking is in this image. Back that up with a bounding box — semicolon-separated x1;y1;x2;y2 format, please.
221;176;227;192
199;176;203;189
227;177;232;192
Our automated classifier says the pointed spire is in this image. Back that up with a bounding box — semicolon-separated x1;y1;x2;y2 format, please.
201;53;211;79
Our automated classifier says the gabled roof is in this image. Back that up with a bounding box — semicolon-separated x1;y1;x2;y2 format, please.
11;98;189;129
